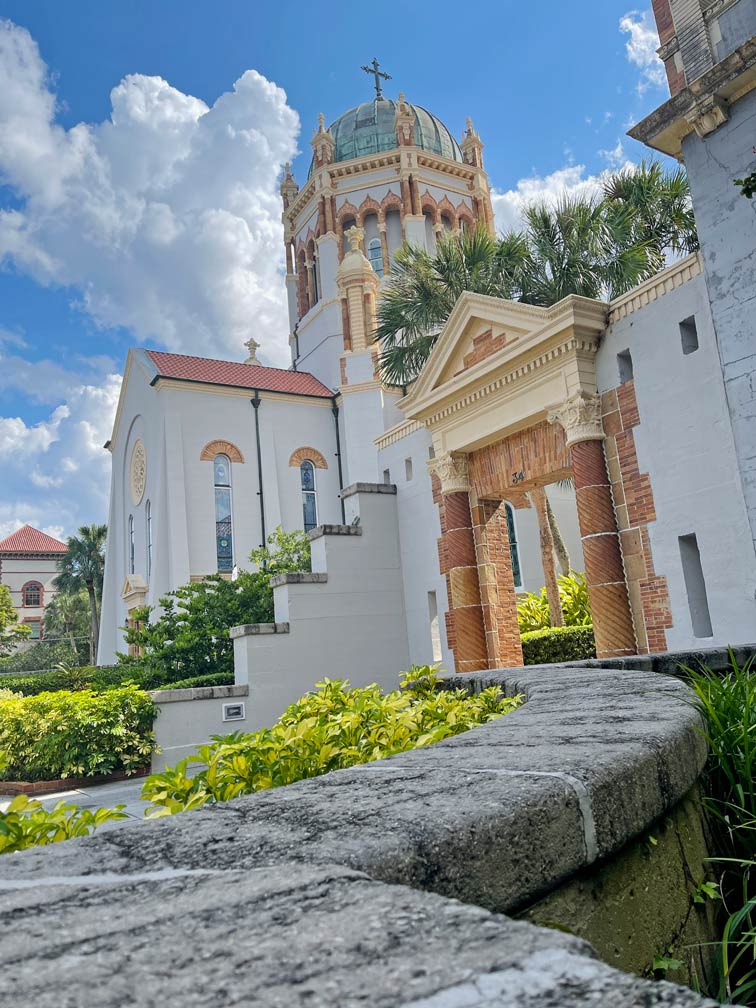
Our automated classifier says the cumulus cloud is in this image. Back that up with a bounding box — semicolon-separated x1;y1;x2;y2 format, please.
0;19;300;368
491;165;607;232
620;10;667;95
0;373;121;541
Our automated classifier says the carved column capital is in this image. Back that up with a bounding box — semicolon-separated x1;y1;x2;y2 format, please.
547;391;604;449
427;452;470;494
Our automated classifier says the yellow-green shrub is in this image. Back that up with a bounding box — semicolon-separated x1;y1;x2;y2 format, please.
142;666;521;816
517;571;592;632
0;686;157;782
0;794;127;854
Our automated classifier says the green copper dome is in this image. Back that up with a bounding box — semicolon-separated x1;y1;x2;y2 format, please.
308;99;463;177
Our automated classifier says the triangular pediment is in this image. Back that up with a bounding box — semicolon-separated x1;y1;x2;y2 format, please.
404;292;550;405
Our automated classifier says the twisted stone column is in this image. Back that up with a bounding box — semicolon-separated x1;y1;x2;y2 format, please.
548;392;636;659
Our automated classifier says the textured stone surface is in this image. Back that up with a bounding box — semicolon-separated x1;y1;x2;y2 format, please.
0;665;721;1005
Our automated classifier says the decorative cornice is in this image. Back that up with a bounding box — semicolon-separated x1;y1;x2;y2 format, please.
427;452;470;494
685;93;729;136
547;392;603;448
374;419;422;450
702;0;739;22
608;252;701;323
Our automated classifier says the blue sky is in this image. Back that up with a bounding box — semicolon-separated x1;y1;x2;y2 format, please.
0;1;670;539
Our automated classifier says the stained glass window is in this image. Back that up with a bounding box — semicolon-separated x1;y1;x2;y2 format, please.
128;515;135;575
300;460;317;532
367;237;383;276
214;454;233;572
146;501;153;578
505;503;522;589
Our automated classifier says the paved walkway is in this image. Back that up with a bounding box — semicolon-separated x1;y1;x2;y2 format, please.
0;777;151;830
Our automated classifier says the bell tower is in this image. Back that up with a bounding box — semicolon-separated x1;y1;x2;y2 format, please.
280;64;495;483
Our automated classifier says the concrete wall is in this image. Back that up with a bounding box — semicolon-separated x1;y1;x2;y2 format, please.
150;684;249;771
598;267;756;650
682;87;756;554
231;485;410;728
0;662;721;1007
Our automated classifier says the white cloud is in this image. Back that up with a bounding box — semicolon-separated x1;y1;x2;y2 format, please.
0;19;300;369
599;139;628;169
491;165;606;232
0;372;121;540
620;10;667;95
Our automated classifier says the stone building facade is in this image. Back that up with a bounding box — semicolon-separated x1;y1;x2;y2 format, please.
0;525;67;642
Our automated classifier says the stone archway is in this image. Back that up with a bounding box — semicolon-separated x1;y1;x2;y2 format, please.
404;292;637;671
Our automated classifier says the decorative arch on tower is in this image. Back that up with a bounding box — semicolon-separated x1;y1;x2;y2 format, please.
200;440;244;463
288;447;328;469
356;194;383;225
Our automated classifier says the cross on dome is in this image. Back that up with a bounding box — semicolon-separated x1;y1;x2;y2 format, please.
360;58;392;100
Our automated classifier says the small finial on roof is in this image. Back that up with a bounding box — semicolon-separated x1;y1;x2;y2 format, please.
466;117;474;135
244;337;261;366
361;58;392;100
318;112;325;131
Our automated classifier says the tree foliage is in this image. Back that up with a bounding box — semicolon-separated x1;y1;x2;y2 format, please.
0;584;31;657
250;526;312;576
54;524;107;663
377;160;698;385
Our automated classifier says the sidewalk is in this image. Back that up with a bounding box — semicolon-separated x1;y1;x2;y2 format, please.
0;776;151;830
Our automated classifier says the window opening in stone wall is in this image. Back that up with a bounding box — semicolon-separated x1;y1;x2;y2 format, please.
383;468;391;485
146;500;152;578
128;515;135;575
25;619;41;640
405;457;413;481
428;590;442;662
678;533;713;637
300;460;318;533
312;256;319;304
680;316;699;355
505;503;523;589
428;445;435;459
22;582;42;607
214;453;234;573
367;237;383;277
617;349;634;384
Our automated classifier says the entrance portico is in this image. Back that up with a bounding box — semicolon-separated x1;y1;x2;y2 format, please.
401;291;637;671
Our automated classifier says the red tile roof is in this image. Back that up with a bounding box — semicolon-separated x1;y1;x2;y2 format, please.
146;350;334;398
0;525;67;554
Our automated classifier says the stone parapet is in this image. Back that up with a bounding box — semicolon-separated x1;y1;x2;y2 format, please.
0;664;720;1006
341;481;397;497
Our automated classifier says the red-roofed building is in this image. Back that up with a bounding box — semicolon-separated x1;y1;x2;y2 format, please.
0;525;67;643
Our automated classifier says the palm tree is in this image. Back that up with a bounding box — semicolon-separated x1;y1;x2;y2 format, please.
54;524;107;664
43;589;90;660
376;227;527;386
376;161;697;385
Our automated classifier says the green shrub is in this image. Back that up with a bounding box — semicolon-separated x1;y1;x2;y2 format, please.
0;639;84;675
0;686;157;782
521;625;596;665
686;652;756;1003
152;672;234;691
517;571;592;633
0;664;128;696
142;666;522;816
0;794;127;854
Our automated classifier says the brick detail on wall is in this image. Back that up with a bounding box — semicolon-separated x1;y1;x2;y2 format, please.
470;494;523;668
458;329;516;373
601;381;673;653
431;475;488;673
469;421;571;498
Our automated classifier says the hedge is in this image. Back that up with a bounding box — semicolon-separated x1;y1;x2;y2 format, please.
152;672;235;692
0;686;158;782
521;625;596;665
0;665;128;697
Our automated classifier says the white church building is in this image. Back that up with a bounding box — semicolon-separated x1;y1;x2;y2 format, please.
99;44;756;693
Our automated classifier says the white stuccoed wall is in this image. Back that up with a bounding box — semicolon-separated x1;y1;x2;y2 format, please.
231;485;410;730
99;351;344;664
597;268;756;650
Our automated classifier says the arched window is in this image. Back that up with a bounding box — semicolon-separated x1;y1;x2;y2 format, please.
146;500;153;578
367;237;383;277
214;454;233;572
128;515;135;575
22;582;42;607
312;256;319;303
440;213;453;232
505;503;522;589
300;460;317;533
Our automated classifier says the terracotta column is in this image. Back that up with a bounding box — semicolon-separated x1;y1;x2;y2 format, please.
548;392;636;658
530;486;565;628
471;494;523;668
429;453;488;673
